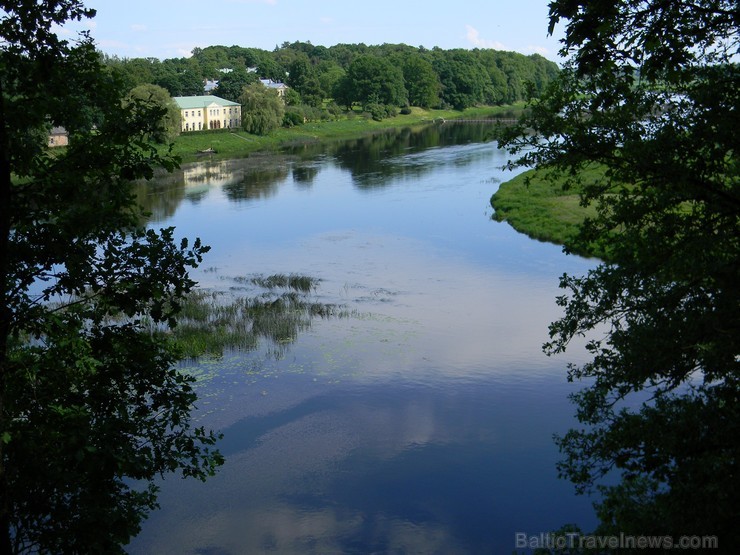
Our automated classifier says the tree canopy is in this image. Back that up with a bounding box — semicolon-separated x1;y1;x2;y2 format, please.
501;0;739;545
215;66;258;103
239;82;285;135
0;2;222;552
125;83;181;143
103;42;560;114
335;55;408;109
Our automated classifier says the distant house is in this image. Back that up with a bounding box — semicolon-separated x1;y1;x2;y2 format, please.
48;126;68;147
259;78;288;98
173;95;242;132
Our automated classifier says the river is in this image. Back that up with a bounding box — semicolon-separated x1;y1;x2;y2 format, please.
127;123;598;554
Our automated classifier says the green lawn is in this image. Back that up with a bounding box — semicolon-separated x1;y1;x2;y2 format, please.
491;165;605;256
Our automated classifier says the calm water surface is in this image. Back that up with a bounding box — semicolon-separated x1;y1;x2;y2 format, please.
128;124;598;554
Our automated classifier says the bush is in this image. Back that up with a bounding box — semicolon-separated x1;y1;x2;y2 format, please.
363;102;398;121
283;110;304;127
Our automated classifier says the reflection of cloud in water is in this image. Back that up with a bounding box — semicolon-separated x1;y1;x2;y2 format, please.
129;390;492;554
199;230;594;383
140;502;460;555
128;373;586;554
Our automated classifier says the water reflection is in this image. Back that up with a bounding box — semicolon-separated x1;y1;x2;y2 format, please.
126;123;599;555
134;123;502;222
222;165;289;202
130;373;590;554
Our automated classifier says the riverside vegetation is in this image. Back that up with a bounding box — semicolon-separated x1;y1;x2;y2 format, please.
500;0;738;549
167;104;523;164
490;165;604;258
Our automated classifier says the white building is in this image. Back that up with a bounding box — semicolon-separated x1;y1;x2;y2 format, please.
173;95;242;132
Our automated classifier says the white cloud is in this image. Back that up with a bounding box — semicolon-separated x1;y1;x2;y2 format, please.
131;24;147;32
319;17;334;25
465;25;506;50
526;45;550;56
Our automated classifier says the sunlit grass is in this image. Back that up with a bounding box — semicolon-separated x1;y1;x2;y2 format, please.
491;166;603;254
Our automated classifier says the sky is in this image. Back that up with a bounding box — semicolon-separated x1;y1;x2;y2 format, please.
56;0;566;62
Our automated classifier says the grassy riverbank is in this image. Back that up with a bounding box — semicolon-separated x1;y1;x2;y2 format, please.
491;166;605;257
168;104;524;164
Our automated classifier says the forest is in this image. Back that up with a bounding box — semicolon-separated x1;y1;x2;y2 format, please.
102;41;560;119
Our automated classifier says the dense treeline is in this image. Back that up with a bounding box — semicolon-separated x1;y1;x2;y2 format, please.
102;41;559;120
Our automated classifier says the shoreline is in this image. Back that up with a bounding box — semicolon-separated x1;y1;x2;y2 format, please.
490;166;606;260
167;104;524;165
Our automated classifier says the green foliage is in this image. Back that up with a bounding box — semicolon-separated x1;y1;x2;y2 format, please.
286;54;323;107
125;83;181;143
490;167;603;256
0;2;222;552
215;66;258;103
363;100;398;122
239;82;285;135
283;109;304;127
402;56;440;108
102;43;559;117
501;0;740;545
336;55;408;109
432;49;490;109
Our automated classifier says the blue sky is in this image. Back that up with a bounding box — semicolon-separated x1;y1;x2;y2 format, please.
58;0;565;61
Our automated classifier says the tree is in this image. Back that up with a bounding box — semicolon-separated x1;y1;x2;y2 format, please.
402;56;440;108
153;58;204;97
432;50;489;109
215;67;258;103
501;0;739;545
337;55;408;108
316;61;345;101
240;82;285;135
0;2;222;552
125;83;180;143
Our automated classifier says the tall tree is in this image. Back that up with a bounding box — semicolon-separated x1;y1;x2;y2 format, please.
432;49;489;109
502;0;739;545
402;56;440;108
337;55;407;108
0;2;222;552
286;55;323;107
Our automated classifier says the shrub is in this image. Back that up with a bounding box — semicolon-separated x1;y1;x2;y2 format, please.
283;110;304;127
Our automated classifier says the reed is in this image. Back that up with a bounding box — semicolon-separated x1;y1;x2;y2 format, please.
169;274;351;360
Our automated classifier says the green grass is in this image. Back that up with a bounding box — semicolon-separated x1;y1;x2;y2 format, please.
491;165;605;255
166;104;526;164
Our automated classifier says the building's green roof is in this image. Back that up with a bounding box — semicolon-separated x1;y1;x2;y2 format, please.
173;95;240;109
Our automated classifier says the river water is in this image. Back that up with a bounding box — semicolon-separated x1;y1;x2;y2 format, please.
128;123;598;554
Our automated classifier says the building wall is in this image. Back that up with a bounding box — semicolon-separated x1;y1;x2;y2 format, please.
179;100;242;132
181;107;204;132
